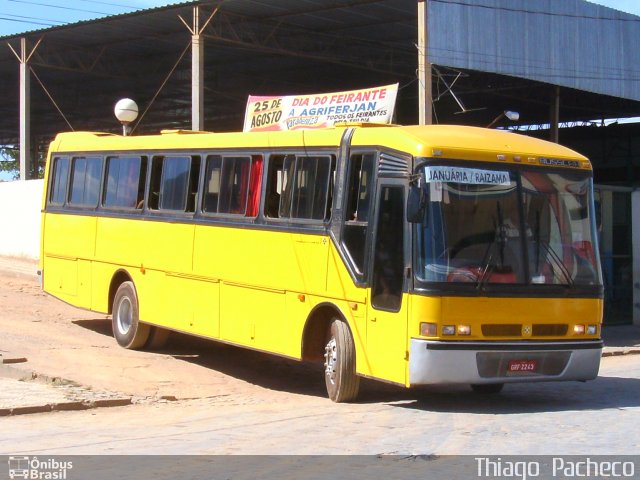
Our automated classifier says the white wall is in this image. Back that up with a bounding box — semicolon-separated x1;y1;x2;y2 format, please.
0;179;43;259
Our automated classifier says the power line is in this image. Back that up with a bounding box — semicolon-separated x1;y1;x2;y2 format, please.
6;0;112;16
0;13;66;25
76;0;139;10
0;16;58;27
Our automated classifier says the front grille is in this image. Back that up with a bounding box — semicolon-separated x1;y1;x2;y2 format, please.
481;324;569;338
532;324;568;336
481;324;521;337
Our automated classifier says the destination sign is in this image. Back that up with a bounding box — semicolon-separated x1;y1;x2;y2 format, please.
424;166;512;186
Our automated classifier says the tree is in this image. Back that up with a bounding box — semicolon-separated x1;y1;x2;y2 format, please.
0;146;44;180
0;146;19;181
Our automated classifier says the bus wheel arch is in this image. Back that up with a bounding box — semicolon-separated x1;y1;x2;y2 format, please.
108;269;134;315
301;303;344;362
301;304;360;402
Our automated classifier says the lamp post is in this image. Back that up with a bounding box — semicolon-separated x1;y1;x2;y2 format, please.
486;110;520;129
114;98;139;136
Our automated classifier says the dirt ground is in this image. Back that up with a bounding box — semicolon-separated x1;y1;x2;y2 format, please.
0;270;404;403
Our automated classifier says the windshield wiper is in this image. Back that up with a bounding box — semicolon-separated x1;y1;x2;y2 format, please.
538;241;574;286
476;200;507;290
529;207;573;285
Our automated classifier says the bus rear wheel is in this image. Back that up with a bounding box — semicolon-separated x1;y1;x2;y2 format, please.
324;319;360;403
112;281;150;349
471;383;504;394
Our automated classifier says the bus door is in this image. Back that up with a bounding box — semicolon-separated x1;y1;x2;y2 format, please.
366;180;409;385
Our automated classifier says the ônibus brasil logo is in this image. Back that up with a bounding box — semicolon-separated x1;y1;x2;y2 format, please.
8;457;73;480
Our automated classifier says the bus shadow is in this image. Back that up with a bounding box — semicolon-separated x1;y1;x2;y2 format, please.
73;319;328;398
72;319;640;409
168;334;329;398
74;318;113;337
379;376;640;414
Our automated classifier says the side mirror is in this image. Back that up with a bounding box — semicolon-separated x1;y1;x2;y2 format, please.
407;183;427;223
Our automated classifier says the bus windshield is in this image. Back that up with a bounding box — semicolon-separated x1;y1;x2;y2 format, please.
415;164;602;288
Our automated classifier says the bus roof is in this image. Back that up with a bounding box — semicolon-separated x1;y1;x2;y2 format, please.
351;124;590;167
50;124;590;169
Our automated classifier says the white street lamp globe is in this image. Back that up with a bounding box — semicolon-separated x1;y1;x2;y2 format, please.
114;98;139;124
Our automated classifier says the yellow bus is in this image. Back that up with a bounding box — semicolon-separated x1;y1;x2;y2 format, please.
39;124;603;402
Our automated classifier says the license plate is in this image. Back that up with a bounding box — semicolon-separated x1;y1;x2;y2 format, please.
508;359;538;373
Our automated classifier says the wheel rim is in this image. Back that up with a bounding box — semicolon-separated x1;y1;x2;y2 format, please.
324;337;337;385
116;297;133;336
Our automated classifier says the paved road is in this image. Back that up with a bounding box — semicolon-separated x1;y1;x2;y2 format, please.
1;269;639;456
1;354;639;455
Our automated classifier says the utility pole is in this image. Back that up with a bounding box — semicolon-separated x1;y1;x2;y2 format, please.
418;0;433;125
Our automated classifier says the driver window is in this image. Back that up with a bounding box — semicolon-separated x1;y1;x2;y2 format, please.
371;185;405;311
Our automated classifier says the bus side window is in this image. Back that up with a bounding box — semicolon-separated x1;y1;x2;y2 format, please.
202;155;252;216
291;155;333;220
149;155;196;212
202;155;222;213
264;155;289;218
342;153;375;275
265;154;334;221
48;156;70;206
103;156;146;209
186;156;200;213
69;156;102;207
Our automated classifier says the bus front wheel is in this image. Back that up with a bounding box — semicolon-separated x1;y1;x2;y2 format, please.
324;319;360;403
112;281;150;349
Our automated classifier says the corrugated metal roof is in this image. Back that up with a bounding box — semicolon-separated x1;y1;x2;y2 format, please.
428;0;640;101
0;0;639;147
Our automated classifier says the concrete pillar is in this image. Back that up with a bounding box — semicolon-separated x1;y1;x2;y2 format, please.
19;37;31;180
417;0;432;125
192;7;204;131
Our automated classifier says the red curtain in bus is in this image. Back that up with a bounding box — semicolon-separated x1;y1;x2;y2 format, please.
246;156;263;217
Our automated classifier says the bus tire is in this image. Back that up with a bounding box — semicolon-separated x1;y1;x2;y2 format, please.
324;319;360;402
145;326;170;350
112;281;150;349
471;383;504;394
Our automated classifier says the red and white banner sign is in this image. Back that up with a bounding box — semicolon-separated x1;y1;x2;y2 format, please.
243;83;398;132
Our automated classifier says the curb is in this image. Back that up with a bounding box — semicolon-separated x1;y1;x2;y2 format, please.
602;348;640;358
0;397;133;417
0;364;134;417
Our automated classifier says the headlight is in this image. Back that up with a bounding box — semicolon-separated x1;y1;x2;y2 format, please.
442;325;456;336
420;322;437;337
457;325;471;335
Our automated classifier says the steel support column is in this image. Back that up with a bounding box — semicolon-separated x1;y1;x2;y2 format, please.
417;0;432;125
550;86;560;143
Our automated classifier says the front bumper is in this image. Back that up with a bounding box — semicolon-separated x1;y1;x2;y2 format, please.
409;339;602;385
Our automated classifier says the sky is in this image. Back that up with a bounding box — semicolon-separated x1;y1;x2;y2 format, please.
1;0;639;180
